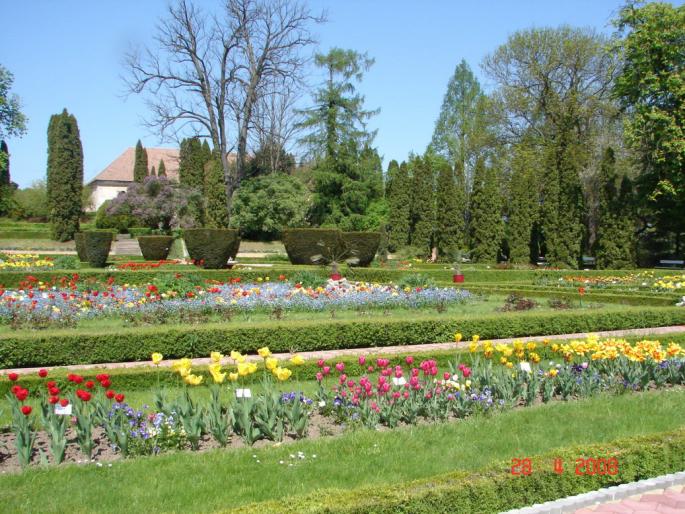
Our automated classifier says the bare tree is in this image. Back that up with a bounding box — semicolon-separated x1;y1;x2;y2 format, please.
123;0;322;218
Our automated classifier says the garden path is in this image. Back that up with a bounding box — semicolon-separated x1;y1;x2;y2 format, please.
2;325;685;374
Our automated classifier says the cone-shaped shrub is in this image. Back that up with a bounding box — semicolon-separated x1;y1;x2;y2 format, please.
183;229;240;268
282;229;344;265
83;230;113;268
342;231;380;266
74;233;87;262
137;235;174;261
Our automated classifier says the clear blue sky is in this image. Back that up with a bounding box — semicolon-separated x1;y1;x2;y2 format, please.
2;0;642;188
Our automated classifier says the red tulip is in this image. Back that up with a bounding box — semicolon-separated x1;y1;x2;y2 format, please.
21;405;32;416
14;388;29;402
59;398;69;407
46;381;57;388
100;379;111;388
7;372;19;381
38;369;48;378
105;390;115;399
115;393;125;403
48;396;59;404
85;380;95;389
49;386;60;396
73;375;83;384
443;372;451;380
95;374;110;382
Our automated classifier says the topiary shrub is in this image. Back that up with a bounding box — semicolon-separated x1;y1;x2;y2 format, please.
83;230;113;268
183;229;240;268
74;232;87;262
343;231;380;267
282;228;343;265
138;235;174;261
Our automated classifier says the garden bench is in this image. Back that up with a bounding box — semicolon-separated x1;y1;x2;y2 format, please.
655;259;685;269
581;256;596;269
536;257;549;267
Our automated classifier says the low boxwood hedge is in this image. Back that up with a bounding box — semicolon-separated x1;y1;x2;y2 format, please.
225;429;685;514
137;235;174;261
0;230;52;239
184;228;240;268
83;230;114;268
1;307;684;368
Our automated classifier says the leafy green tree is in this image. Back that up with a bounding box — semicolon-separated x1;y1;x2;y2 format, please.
12;180;48;220
244;141;296;178
469;157;503;262
429;59;492;187
614;2;685;255
133;140;148;183
0;140;9;186
0;65;27;140
409;154;434;253
507;143;538;263
47;109;83;241
386;160;412;251
204;155;230;228
434;158;466;256
230;173;311;240
595;147;635;269
157;159;166;177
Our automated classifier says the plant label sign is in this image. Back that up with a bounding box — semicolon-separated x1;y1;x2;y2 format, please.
54;404;72;416
392;377;407;386
236;388;252;398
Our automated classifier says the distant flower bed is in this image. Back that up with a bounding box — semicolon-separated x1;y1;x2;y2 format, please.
538;271;685;293
0;275;472;328
0;254;54;271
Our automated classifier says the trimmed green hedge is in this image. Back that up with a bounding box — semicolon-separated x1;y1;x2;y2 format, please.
83;230;113;268
0;230;52;239
343;231;380;266
225;429;685;514
137;235;174;261
1;307;684;368
282;228;342;265
128;227;153;238
74;232;87;262
184;229;240;268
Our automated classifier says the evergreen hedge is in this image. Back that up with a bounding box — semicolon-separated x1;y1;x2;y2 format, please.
183;228;240;268
282;228;343;265
83;230;113;268
343;231;380;266
74;232;86;262
137;235;174;261
225;429;685;514
1;307;684;368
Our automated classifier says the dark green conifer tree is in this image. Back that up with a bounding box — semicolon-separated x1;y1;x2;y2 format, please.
409;154;435;253
47;109;83;241
204;155;230;228
507;144;538;263
133;140;148;183
0;140;9;186
157;159;166;177
434;158;466;256
469;157;503;262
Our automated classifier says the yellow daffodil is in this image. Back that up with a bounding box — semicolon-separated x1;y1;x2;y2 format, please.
151;352;163;365
289;354;305;366
265;357;278;371
210;351;223;363
257;347;272;358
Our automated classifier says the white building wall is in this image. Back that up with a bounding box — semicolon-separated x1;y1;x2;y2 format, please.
90;185;129;211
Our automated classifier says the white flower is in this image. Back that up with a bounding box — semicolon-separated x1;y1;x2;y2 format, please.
519;362;532;373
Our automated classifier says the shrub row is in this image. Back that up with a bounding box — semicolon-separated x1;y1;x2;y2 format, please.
225;429;685;514
0;230;52;239
1;307;684;368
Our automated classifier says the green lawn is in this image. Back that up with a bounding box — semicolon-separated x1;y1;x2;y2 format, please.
0;389;683;513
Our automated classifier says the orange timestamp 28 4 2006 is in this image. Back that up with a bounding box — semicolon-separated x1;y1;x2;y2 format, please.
511;457;619;476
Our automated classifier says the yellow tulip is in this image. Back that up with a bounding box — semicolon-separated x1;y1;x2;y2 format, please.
183;373;203;386
454;332;463;343
257;347;272;358
289;354;305;366
151;352;163;365
237;362;258;376
230;350;246;363
472;334;480;343
210;351;223;363
468;342;478;353
274;367;292;381
209;364;226;384
228;372;239;382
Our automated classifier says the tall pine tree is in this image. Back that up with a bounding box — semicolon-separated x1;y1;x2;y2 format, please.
507;144;538;263
179;138;205;193
204;155;230;228
386;160;411;251
47;109;83;241
595;147;635;269
133;140;148;183
409;154;435;254
157;159;166;177
434;158;466;256
469;157;503;262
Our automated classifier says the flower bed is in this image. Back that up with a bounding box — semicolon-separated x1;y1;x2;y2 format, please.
2;336;684;469
0;254;55;271
0;276;472;328
545;271;685;293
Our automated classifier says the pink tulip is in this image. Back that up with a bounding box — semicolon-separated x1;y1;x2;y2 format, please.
394;369;403;378
443;371;451;380
347;380;355;388
316;372;323;382
339;374;347;384
367;366;375;373
323;366;331;375
403;391;410;399
405;356;414;365
358;355;366;366
317;359;325;368
392;391;401;399
462;367;472;378
335;362;345;373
